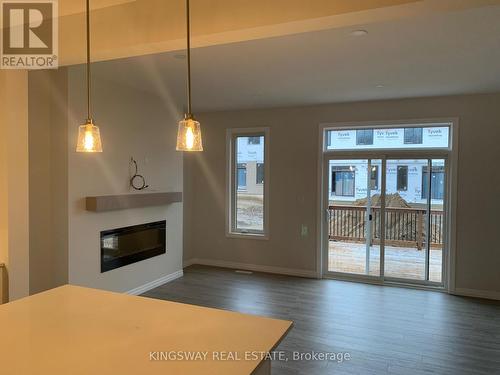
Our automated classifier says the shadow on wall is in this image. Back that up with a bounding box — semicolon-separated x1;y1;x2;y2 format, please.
0;264;8;303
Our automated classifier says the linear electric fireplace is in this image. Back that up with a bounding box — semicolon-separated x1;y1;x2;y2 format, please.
100;221;166;272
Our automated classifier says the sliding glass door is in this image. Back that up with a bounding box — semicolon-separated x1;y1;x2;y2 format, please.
327;159;382;277
322;123;452;287
324;156;447;286
383;159;445;283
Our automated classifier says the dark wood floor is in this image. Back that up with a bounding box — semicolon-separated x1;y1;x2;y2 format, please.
143;265;500;375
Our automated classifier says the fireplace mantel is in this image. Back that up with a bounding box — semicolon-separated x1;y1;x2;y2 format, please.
86;192;182;212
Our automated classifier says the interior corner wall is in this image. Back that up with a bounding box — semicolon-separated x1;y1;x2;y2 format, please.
185;93;500;296
28;69;69;294
66;65;183;293
182;156;193;265
0;70;30;301
0;73;9;301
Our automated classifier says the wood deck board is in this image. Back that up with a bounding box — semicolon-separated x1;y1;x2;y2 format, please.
329;241;442;281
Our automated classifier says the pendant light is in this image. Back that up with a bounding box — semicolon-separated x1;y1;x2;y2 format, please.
76;0;103;153
176;0;203;152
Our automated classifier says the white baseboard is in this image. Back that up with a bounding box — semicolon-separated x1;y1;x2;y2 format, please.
184;258;318;278
126;269;184;295
452;287;500;301
182;261;500;300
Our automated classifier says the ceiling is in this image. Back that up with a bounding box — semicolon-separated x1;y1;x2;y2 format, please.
89;5;500;111
60;0;500;65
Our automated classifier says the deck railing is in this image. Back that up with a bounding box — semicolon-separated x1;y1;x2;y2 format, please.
328;205;444;249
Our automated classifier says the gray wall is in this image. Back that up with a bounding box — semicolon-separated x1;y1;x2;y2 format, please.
29;69;69;294
28;66;184;294
67;66;184;292
1;71;30;301
184;93;500;296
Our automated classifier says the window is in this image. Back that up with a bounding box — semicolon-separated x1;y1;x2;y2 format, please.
237;164;247;190
370;166;379;190
356;129;374;145
397;166;408;191
228;129;269;236
325;124;451;150
256;163;264;184
404;127;423;144
331;167;355;197
422;166;445;200
247;136;261;145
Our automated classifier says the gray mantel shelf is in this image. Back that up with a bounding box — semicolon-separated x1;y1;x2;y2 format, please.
86;192;182;212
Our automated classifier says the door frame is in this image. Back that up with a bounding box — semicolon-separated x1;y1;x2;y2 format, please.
316;118;459;292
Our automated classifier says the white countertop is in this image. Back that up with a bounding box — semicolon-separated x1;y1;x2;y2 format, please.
0;285;292;374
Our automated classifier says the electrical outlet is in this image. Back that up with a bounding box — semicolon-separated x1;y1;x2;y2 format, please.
301;224;308;237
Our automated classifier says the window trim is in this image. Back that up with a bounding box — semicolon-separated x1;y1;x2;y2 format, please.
323;122;452;152
226;127;270;239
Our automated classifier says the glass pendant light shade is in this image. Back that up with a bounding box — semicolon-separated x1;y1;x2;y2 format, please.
176;117;203;151
76;119;103;153
176;0;203;152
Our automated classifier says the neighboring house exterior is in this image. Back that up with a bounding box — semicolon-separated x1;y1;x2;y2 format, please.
236;127;448;204
329;159;445;206
236;136;264;195
326;126;449;151
326;126;449;206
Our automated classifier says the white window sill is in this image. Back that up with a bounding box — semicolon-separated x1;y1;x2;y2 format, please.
226;232;269;241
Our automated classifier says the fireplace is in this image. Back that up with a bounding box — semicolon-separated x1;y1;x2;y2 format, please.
100;221;166;272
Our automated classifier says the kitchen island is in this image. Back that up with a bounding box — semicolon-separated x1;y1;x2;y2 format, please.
0;285;292;374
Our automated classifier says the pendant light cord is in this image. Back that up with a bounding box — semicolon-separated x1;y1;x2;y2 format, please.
186;0;192;117
86;0;92;121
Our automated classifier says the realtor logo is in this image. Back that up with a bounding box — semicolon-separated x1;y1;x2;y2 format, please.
1;0;58;69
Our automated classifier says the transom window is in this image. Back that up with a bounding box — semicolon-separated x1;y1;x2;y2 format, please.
325;124;451;151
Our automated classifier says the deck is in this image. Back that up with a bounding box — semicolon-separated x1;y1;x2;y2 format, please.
329;241;442;282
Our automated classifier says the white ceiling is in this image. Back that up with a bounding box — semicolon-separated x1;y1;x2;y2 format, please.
91;5;500;112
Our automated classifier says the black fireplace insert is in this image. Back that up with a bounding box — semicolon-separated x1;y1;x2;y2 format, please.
100;220;166;272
